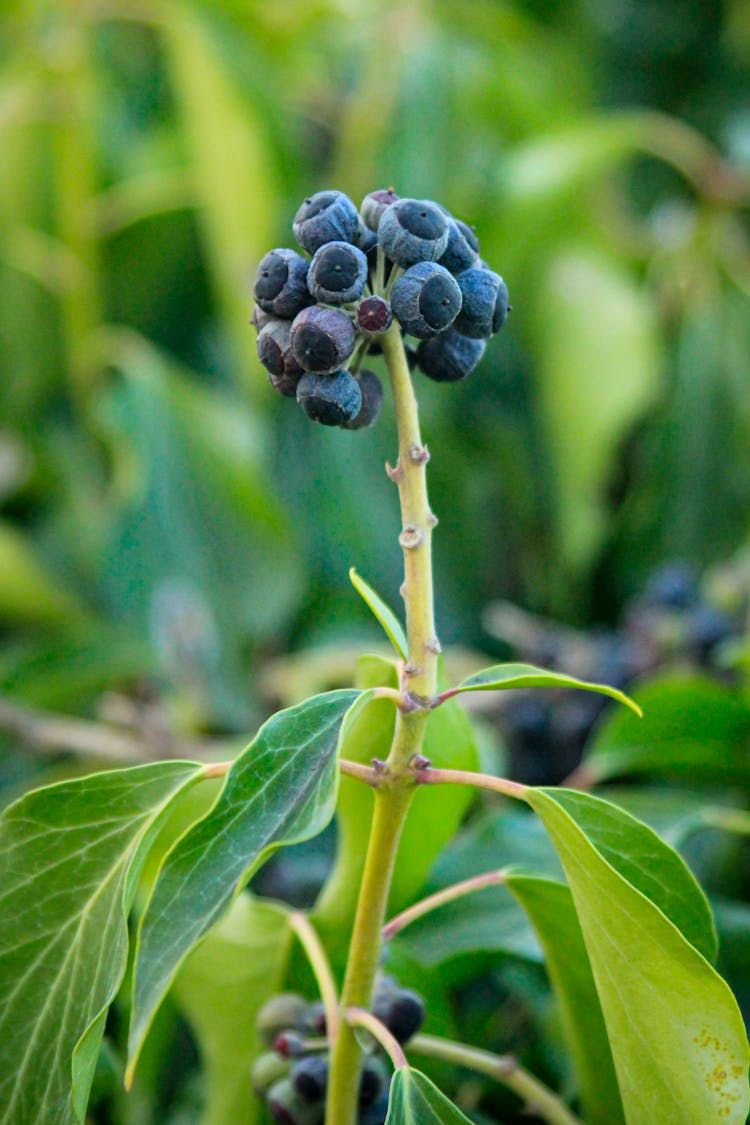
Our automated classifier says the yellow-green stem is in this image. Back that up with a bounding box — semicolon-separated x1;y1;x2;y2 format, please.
325;326;438;1125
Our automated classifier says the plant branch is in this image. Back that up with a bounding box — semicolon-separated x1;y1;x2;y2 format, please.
289;912;340;1042
346;1007;408;1070
325;323;439;1125
382;869;509;941
339;759;382;786
416;766;527;800
409;1034;583;1125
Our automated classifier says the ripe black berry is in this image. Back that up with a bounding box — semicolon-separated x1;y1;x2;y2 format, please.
293;190;359;254
290;306;356;375
254;249;313;319
291;1055;329;1103
391;262;462;338
297;370;363;427
307;241;368;305
357;296;392;335
416;328;485;382
372;986;425;1043
454;267;509;338
343;369;383;430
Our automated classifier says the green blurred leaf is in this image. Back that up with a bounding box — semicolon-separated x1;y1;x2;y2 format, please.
128;689;363;1077
97;334;301;723
174;894;291;1125
525;788;750;1125
0;761;203;1125
350;567;408;660
583;674;750;783
0;520;85;627
450;661;641;715
530;245;661;578
162;4;276;397
506;875;624;1125
386;1067;475;1125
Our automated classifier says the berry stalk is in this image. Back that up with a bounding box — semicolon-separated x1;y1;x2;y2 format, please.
325;326;438;1125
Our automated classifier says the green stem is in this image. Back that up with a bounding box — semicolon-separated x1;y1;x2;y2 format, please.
325;325;439;1125
288;912;340;1042
382;869;509;941
346;1007;408;1070
409;1034;584;1125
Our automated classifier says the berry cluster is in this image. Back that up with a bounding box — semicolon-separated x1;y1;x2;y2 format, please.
251;977;426;1125
252;188;510;427
492;562;742;785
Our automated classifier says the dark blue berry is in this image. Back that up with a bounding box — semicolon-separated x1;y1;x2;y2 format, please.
454;267;509;338
372;987;425;1043
343;369;383;430
378;198;449;266
359;1057;388;1106
354;217;379;254
290;306;356;374
437;218;480;275
307;241;368;304
361;188;399;231
273;1032;306;1059
416;327;485;382
254;250;313;318
357;296;392;335
293;190;359;254
257;320;304;397
391;262;462;338
644;564;698;610
297;370;363;426
252;304;276;331
291;1055;328;1103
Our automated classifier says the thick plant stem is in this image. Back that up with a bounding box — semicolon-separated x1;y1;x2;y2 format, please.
325;326;438;1125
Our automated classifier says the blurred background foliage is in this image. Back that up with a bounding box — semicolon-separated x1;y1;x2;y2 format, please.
2;0;750;1121
1;0;750;735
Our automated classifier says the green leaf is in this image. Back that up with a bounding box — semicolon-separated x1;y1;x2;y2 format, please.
314;659;478;962
538;789;717;963
0;761;203;1125
128;689;362;1077
583;674;750;783
162;6;277;401
451;661;642;716
386;1067;475;1125
506;875;624;1125
349;567;408;660
525;788;750;1125
530;244;660;577
173;895;291;1125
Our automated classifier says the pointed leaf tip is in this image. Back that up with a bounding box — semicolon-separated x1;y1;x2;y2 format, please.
452;661;642;717
350;567;408;660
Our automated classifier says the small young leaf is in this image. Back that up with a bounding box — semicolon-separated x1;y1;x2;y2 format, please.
0;761;203;1125
449;662;642;716
128;689;363;1078
526;788;750;1125
386;1067;475;1125
349;567;408;660
173;895;291;1125
506;875;624;1125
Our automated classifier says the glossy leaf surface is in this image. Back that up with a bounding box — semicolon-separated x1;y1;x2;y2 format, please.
0;761;202;1125
386;1068;476;1125
129;689;362;1076
350;567;408;660
451;662;641;715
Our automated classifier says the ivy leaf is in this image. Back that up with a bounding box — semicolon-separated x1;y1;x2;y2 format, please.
506;875;624;1125
349;568;408;660
535;788;717;963
128;689;364;1078
386;1067;476;1125
0;761;203;1125
526;788;750;1125
582;674;750;784
447;662;641;716
173;895;291;1125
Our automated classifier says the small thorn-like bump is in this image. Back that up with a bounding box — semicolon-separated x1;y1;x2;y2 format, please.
399;581;407;599
399;525;424;550
425;636;442;654
386;460;403;481
411;754;432;770
408;443;430;464
371;758;388;774
427;510;438;528
403;661;423;678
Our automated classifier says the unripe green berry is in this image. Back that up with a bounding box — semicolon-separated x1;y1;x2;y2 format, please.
256;994;308;1045
251;1052;289;1095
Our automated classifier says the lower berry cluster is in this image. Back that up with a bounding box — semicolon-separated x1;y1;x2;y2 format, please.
252;188;510;428
251;977;426;1124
